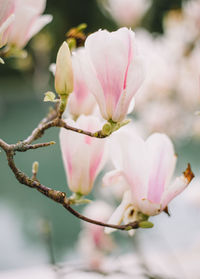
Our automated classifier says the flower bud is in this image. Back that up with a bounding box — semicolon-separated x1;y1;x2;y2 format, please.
55;41;74;96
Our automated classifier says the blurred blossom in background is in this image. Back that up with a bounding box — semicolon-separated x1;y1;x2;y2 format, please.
1;0;200;278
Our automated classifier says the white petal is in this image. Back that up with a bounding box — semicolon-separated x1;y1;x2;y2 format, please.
161;164;194;210
105;190;132;234
102;169;125;187
27;14;52;42
139;199;161;216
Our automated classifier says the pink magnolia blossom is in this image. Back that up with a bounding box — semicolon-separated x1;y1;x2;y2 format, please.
68;48;96;118
104;0;151;27
6;0;52;48
82;27;144;122
0;0;15;47
59;115;107;195
103;132;194;233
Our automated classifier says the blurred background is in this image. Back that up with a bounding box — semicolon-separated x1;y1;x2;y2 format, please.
1;0;200;278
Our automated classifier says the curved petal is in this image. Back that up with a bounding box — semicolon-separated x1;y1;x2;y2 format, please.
68;49;96;117
6;0;51;48
7;6;39;47
146;133;176;204
59;116;106;195
0;14;14;47
102;169;125;187
0;0;15;25
112;42;144;122
85;28;141;121
26;14;52;43
161;164;194;209
18;0;47;14
79;48;108;119
105;190;132;234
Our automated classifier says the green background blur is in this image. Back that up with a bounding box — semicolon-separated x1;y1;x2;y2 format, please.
0;0;199;271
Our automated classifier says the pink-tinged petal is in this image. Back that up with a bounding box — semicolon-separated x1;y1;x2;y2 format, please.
67;49;96;118
161;164;194;210
139;199;161;216
0;14;14;47
26;14;52;44
105;190;132;234
114;131;149;205
6;0;51;48
59;115;106;195
18;0;47;14
112;51;144;122
89;150;104;182
146;133;176;204
85;29;127;111
7;6;39;47
0;0;15;25
106;0;150;27
79;48;108;119
84;27;143;121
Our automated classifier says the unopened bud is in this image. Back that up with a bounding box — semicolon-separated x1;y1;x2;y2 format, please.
55;42;74;96
32;161;39;174
102;122;112;136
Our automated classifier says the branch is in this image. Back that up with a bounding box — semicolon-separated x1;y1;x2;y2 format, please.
0;100;137;231
0;139;139;231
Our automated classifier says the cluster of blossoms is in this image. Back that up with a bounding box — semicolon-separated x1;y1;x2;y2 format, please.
52;27;194;240
0;0;197;272
133;3;200;140
0;0;52;59
98;0;200;140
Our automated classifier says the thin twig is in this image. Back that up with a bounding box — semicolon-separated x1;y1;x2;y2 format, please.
0;140;139;231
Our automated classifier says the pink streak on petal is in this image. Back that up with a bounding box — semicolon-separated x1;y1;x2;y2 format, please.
75;81;88;105
147;148;168;204
65;151;73;178
85;135;92;145
123;31;133;90
89;152;103;182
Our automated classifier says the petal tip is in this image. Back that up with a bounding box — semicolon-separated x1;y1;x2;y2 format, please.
183;163;195;183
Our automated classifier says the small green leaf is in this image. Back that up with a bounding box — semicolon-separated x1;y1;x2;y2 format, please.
139;221;154;228
77;23;87;31
44;91;58;102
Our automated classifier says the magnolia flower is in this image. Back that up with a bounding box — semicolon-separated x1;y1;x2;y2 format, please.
55;41;74;96
0;0;15;48
82;27;144;122
103;132;194;233
68;48;96;119
6;0;52;48
59;115;107;195
103;0;151;27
